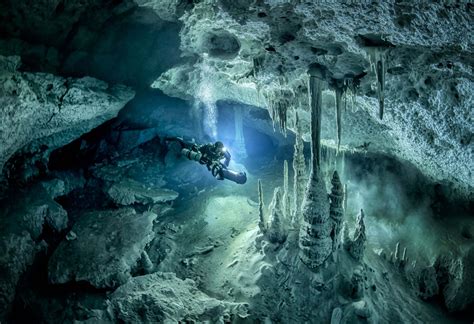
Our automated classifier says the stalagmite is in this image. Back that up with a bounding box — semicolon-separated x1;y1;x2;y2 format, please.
140;251;154;274
394;242;400;261
267;187;287;244
283;160;291;220
292;112;306;225
335;87;343;152
329;171;344;253
258;179;266;233
345;209;366;261
298;66;333;270
234;105;247;159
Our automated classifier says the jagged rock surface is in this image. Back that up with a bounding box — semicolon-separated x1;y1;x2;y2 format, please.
345;209;367;261
48;208;157;288
0;55;135;177
435;248;474;312
298;170;332;270
292;113;306;224
0;183;68;318
106;272;248;323
329;171;344;253
106;178;178;206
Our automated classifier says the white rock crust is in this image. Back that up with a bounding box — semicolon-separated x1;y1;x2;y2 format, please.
0;55;135;175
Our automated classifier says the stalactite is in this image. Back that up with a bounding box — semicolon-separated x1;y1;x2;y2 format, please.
309;72;323;170
335;87;343;152
329;171;344;253
345;209;366;261
298;68;332;270
267;187;287;244
369;49;386;120
292;112;306;225
258;179;266;233
283;160;291;220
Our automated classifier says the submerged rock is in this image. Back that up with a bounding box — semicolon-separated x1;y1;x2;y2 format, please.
106;178;178;206
0;55;135;178
436;248;474;312
48;208;157;288
0;183;68;318
106;272;248;323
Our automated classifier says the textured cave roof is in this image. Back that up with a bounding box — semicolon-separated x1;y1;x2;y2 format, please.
154;0;474;196
0;0;472;196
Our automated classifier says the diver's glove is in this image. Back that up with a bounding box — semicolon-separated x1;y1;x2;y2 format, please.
210;161;224;180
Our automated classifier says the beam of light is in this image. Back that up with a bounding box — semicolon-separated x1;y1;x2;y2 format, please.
197;54;218;139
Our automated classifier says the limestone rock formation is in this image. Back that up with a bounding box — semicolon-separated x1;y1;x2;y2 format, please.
329;171;344;253
106;272;248;323
106;177;178;206
435;248;474;312
257;179;266;233
292;113;306;225
345;209;367;261
283;160;291;219
48;208;157;288
298;71;333;270
0;55;135;178
233;105;248;159
0;182;68;318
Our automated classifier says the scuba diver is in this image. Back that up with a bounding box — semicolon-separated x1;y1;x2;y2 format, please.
165;137;247;184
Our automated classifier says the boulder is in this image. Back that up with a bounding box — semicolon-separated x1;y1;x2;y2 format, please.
0;183;68;318
106;178;178;206
106;272;248;323
0;55;135;178
48;208;157;288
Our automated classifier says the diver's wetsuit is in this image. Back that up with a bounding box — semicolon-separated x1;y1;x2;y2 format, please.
198;143;231;167
192;142;229;180
165;137;246;184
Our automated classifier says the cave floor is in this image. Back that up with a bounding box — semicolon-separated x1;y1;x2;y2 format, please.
4;148;472;323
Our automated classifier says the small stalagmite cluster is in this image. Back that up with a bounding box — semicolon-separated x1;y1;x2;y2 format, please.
257;177;289;244
344;209;367;261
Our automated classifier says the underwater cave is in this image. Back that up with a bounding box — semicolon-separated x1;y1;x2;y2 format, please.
0;1;473;323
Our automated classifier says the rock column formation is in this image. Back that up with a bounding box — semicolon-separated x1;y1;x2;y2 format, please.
234;105;247;159
258;179;266;233
298;68;332;270
329;171;344;253
283;160;291;220
292;112;306;225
